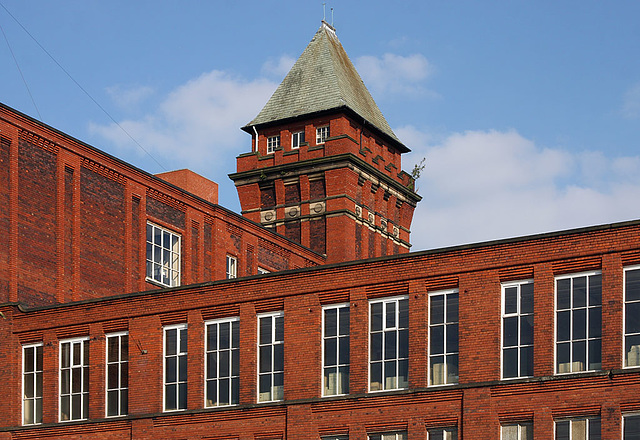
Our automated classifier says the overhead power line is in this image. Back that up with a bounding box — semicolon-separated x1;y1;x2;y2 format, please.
0;2;167;172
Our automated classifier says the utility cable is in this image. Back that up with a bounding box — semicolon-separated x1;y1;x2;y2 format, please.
0;2;167;171
0;17;41;120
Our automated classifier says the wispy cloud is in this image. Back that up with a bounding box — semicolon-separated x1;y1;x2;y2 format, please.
622;82;640;119
355;53;433;96
261;55;296;78
90;70;277;175
398;127;640;250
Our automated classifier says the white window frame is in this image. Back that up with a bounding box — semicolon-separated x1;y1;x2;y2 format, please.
555;271;602;374
428;289;459;386
226;255;237;279
59;337;89;422
501;422;533;439
163;324;188;412
266;135;280;154
623;412;640;439
22;343;43;425
105;331;128;417
368;432;407;440
369;295;409;392
322;303;350;397
146;222;181;287
501;280;534;379
291;130;305;149
624;265;640;368
257;267;270;275
257;311;284;402
428;427;458;439
316;125;329;145
554;416;600;439
205;317;240;407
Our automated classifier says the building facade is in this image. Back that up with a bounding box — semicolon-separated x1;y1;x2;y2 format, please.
1;21;640;440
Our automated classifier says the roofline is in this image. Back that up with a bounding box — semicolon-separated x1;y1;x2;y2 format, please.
6;217;640;314
241;106;410;154
0;101;325;261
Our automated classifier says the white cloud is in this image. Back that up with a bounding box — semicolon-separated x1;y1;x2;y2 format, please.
355;53;433;96
622;82;640;119
90;70;277;175
261;55;296;78
106;85;155;109
397;127;640;250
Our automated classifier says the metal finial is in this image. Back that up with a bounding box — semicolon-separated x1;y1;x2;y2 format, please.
331;7;334;26
323;3;326;21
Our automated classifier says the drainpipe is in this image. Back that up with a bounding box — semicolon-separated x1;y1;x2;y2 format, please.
253;126;259;153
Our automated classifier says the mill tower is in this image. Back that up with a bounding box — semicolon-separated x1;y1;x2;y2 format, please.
230;22;421;263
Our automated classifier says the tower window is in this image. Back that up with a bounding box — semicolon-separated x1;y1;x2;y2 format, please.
267;135;280;154
291;131;305;149
316;126;329;144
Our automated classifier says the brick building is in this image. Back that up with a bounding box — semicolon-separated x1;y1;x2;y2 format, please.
1;21;640;439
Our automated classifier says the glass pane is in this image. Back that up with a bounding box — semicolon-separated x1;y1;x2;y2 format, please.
431;295;444;324
384;360;396;389
521;314;534;345
108;364;118;389
219;322;230;350
572;419;586;440
386;301;396;328
589;274;602;306
121;389;128;415
339;307;350;336
273;372;284;400
384;331;397;360
573;276;587;308
573;340;587;371
398;329;408;359
108;337;119;363
588;339;601;370
589;418;601;440
556;421;569;440
431;356;444;385
504;287;518;314
231;377;239;404
370;362;382;391
502;425;517;440
557;342;571;373
504;317;518;347
273;343;284;372
324;367;336;395
60;395;70;421
398;359;408;388
166;357;177;383
573;308;587;340
626;302;640;334
232;349;239;376
589;307;602;338
371;302;383;331
446;354;459;383
520;345;534;377
219;350;230;377
325;308;337;337
165;329;177;356
206;380;217;406
557;279;571;309
521;283;534;314
430;325;444;355
275;317;284;342
179;329;188;353
72;367;82;393
178;355;187;381
219;378;230;405
503;348;518;378
35;398;43;423
259;317;271;345
24;347;34;373
107;390;118;416
178;383;187;409
72;394;81;419
338;366;349;394
35;372;42;397
207;352;217;379
61;369;70;394
371;332;383;361
627;269;640;301
399;299;409;328
121;362;128;388
339;336;350;364
24;373;34;398
624;414;640;439
259;346;272;373
121;336;128;362
61;343;70;368
626;334;640;367
207;324;218;351
447;323;459;353
557;311;571;341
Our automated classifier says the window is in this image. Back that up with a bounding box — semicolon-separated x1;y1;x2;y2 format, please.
106;332;128;417
323;304;350;396
22;343;43;425
164;324;188;411
556;272;602;373
368;432;407;440
258;312;284;402
60;338;89;421
316;125;329;144
428;427;458;439
146;222;181;287
429;290;459;386
226;255;237;279
369;296;409;391
502;422;533;440
205;318;239;407
258;267;270;275
502;280;534;379
625;267;640;368
267;135;280;154
291;130;305;149
555;417;600;440
624;413;640;439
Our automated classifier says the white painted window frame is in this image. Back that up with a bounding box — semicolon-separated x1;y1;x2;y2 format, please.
428;289;459;387
226;255;237;279
501;422;533;439
266;135;280;154
291;130;305;149
257;311;284;402
59;336;89;422
22;342;43;425
322;303;350;397
146;222;181;287
204;317;240;407
554;416;601;439
316;125;329;144
501;279;534;380
624;265;640;368
163;323;188;412
105;331;128;417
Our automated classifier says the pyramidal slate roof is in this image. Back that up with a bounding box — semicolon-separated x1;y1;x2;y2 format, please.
244;21;407;151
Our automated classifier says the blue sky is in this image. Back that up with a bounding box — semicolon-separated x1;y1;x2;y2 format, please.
1;1;639;251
